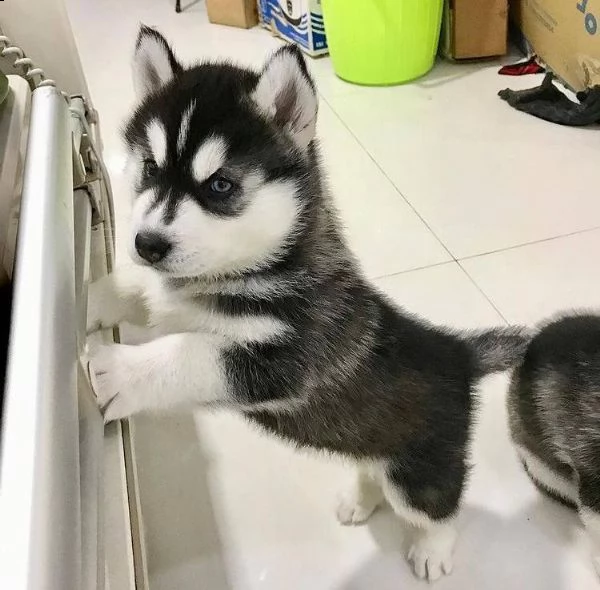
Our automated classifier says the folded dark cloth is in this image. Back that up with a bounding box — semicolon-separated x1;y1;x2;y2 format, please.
499;73;600;126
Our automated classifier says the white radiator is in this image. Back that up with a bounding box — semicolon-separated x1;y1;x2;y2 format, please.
0;48;148;590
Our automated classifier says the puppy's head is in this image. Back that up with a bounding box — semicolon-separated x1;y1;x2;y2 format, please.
123;26;319;279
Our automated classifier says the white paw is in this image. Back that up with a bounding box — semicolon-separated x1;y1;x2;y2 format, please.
407;525;456;582
86;296;103;334
336;495;378;526
86;279;115;333
89;344;148;422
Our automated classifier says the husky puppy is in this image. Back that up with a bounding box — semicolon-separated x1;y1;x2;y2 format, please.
88;26;530;581
508;314;600;577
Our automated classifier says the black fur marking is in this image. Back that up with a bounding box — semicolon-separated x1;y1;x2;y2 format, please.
579;469;600;514
386;449;468;520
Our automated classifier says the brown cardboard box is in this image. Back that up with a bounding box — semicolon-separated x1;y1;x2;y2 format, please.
206;0;258;29
512;0;600;91
442;0;508;59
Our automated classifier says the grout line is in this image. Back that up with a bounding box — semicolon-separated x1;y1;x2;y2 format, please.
318;94;600;316
316;85;364;103
457;224;600;263
318;93;458;263
457;261;510;325
374;259;512;326
371;259;453;282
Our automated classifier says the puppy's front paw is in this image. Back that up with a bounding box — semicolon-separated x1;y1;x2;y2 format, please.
86;279;115;334
407;524;456;582
89;344;148;422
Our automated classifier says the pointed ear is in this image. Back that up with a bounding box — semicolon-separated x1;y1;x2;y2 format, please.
132;25;182;99
252;46;318;150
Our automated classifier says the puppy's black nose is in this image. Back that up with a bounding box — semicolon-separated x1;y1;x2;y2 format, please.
135;232;171;264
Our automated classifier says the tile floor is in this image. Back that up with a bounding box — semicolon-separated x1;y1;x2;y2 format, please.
65;1;600;588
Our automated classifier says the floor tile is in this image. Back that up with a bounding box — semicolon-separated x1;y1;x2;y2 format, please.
461;229;600;325
308;55;363;101
374;261;503;328
327;64;600;258
319;104;450;278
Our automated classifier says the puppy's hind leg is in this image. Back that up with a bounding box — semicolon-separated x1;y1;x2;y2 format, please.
381;456;464;582
336;465;384;526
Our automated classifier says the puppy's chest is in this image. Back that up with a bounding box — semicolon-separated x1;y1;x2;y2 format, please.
144;284;287;344
148;291;213;332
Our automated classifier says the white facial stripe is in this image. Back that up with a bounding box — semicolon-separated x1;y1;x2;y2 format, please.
147;119;167;167
192;136;227;184
130;189;155;229
177;100;196;156
128;189;154;263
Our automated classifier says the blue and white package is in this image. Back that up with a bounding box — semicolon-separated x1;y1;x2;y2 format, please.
259;0;328;57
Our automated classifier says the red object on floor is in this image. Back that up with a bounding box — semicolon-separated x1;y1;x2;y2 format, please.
498;56;545;76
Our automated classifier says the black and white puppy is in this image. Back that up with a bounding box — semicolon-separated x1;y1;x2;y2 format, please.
88;27;530;581
508;314;600;577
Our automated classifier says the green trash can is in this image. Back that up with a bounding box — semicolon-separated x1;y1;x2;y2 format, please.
321;0;443;85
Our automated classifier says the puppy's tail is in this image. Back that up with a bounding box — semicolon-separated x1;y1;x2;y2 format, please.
465;326;532;376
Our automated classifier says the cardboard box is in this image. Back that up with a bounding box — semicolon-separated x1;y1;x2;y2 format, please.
442;0;508;59
512;0;600;90
258;0;328;57
206;0;258;29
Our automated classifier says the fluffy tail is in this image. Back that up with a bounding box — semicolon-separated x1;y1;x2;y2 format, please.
465;326;532;376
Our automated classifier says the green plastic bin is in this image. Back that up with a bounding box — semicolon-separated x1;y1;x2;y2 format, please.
321;0;443;85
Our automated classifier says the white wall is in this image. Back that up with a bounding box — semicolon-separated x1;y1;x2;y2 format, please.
0;0;91;101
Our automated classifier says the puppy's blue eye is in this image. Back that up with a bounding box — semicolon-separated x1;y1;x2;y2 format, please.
210;177;233;194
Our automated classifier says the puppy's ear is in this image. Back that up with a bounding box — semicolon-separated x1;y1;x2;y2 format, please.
133;25;182;98
252;46;318;150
